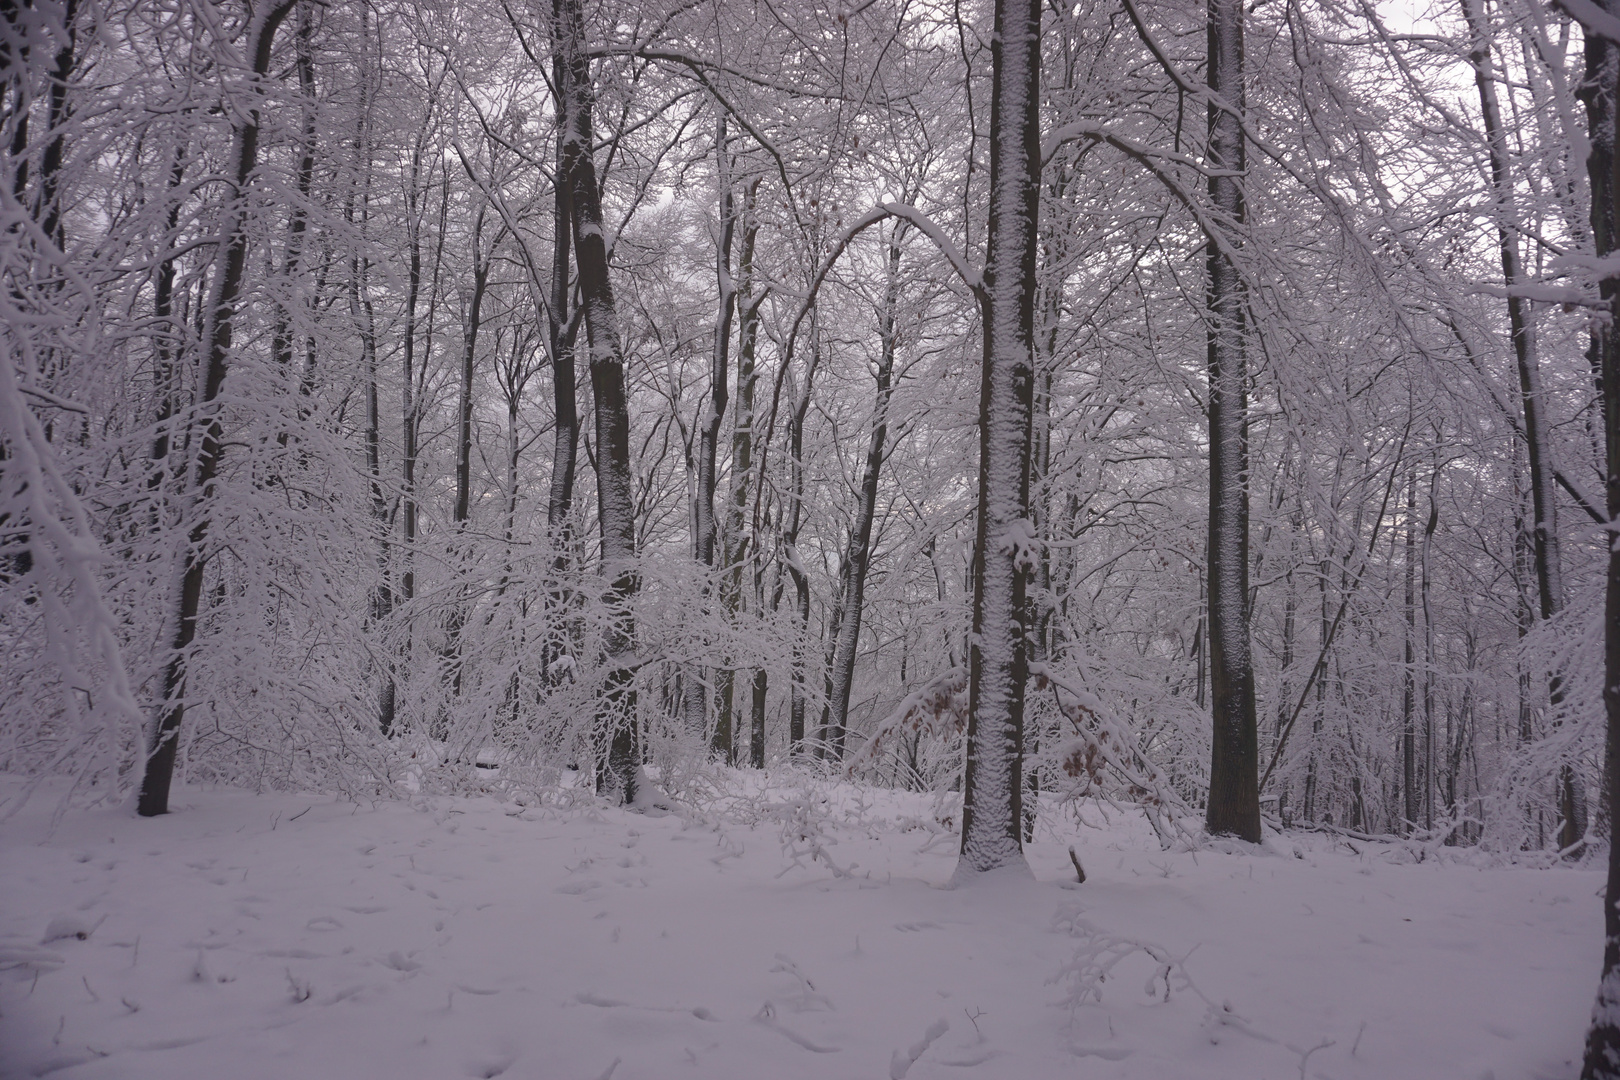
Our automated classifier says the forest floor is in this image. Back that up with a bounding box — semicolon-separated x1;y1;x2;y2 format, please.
0;770;1599;1080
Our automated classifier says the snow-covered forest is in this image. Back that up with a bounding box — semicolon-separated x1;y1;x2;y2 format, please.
3;0;1620;1072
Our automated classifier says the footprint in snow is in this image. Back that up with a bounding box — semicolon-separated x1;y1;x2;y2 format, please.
381;951;421;972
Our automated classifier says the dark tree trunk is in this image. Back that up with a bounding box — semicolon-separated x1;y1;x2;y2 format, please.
722;179;762;765
270;2;316;378
542;70;580;690
688;118;735;757
1581;2;1620;1073
1462;0;1584;850
956;0;1040;878
444;210;491;700
554;0;639;802
1402;471;1417;833
823;236;902;761
1203;0;1260;843
138;0;297;817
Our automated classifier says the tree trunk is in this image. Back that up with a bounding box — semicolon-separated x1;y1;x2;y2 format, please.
1402;470;1417;833
138;0;297;817
955;0;1039;879
1461;0;1583;850
444;209;491;700
1582;3;1620;1072
687;118;735;757
543;72;580;689
554;0;639;802
722;179;762;765
270;1;316;378
823;235;902;761
1203;0;1260;842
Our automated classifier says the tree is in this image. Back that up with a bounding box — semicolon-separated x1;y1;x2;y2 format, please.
553;0;641;802
1201;0;1261;844
954;0;1042;878
139;0;298;817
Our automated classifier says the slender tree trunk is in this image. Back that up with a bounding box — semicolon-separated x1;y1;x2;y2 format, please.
1203;0;1260;842
955;0;1040;878
137;0;297;817
445;210;491;700
783;327;818;757
1422;462;1439;832
1402;471;1418;833
1461;0;1583;850
1582;4;1620;1071
823;236;902;761
687;118;735;756
147;141;188;493
555;0;639;802
543;77;580;688
270;1;316;378
722;179;762;765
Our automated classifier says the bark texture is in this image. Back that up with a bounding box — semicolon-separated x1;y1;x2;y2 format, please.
1203;0;1260;843
554;0;639;802
1582;4;1620;1073
956;0;1040;878
138;0;297;816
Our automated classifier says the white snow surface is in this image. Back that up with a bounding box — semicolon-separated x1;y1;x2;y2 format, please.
0;772;1597;1079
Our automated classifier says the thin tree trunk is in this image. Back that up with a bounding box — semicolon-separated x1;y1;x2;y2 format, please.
955;0;1040;878
1402;470;1417;833
823;235;902;761
555;0;639;802
1461;0;1583;850
137;0;297;817
1582;2;1620;1069
543;74;580;688
687;117;735;756
445;209;491;700
723;179;762;765
1422;460;1439;832
270;2;316;378
1203;0;1260;842
783;326;818;757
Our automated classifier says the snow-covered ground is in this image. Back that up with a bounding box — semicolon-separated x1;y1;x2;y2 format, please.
0;773;1598;1079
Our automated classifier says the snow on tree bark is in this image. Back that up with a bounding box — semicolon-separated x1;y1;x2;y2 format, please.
1581;2;1620;1073
1202;0;1261;844
824;236;901;761
553;0;638;802
955;0;1040;878
138;0;297;818
1462;0;1585;850
686;117;735;757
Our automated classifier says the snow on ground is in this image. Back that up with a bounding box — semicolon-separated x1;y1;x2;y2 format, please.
0;772;1598;1079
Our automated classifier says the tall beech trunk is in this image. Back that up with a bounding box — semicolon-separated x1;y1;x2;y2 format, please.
721;180;762;765
444;209;491;700
454;211;489;529
1402;471;1418;832
686;118;735;756
345;20;394;737
1202;0;1260;843
137;0;297;817
554;0;639;802
1461;0;1584;849
783;326;819;756
955;0;1039;878
542;73;580;689
270;1;316;377
1581;1;1620;1072
823;236;902;761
